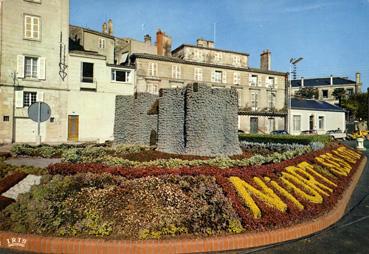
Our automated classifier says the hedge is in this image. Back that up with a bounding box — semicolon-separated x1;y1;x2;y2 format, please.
239;134;331;145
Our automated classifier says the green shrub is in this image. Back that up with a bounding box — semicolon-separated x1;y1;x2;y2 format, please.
239;134;331;145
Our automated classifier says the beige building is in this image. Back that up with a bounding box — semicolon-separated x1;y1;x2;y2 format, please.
0;0;134;144
291;74;362;105
132;37;288;134
0;0;288;144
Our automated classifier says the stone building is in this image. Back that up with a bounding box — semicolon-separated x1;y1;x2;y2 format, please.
0;0;70;143
0;0;288;144
114;84;241;156
291;74;362;105
0;0;134;144
131;36;288;134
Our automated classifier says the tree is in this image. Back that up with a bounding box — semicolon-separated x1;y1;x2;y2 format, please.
341;93;368;121
295;87;319;99
332;88;346;100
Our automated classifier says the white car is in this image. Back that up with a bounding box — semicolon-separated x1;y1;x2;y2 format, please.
326;129;346;140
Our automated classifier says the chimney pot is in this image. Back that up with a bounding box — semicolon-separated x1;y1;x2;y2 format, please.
144;34;152;45
301;77;304;87
330;75;333;86
102;22;107;34
260;49;271;71
108;19;113;36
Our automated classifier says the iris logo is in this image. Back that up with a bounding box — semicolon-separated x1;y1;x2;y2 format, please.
6;237;27;248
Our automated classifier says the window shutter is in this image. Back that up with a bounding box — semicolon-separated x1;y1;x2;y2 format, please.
222;71;227;84
211;70;216;82
15;91;24;108
38;57;46;80
17;55;25;78
36;91;44;102
178;66;181;79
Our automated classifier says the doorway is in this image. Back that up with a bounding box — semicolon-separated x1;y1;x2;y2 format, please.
309;115;314;131
68;115;79;142
250;117;258;134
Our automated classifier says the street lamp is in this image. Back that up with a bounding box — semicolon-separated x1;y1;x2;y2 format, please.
288;57;303;133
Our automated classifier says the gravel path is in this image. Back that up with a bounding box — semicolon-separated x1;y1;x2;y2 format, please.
2;175;42;200
4;158;61;169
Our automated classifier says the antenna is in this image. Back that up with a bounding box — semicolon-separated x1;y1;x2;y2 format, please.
290;57;303;80
213;22;216;45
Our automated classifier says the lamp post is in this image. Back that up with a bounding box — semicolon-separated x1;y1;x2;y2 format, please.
288;57;303;133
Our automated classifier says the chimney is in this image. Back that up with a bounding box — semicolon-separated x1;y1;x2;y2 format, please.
260;49;271;71
156;29;172;56
108;19;113;36
102;22;108;34
196;38;214;48
355;72;361;94
330;75;333;86
144;34;152;45
301;77;304;87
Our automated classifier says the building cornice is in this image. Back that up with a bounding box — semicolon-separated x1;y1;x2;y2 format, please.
131;54;287;76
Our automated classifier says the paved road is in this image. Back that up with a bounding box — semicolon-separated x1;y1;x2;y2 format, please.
0;141;368;254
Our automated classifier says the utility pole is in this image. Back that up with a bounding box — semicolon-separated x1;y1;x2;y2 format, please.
288;57;303;133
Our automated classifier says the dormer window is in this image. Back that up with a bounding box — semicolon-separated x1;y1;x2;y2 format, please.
98;38;106;49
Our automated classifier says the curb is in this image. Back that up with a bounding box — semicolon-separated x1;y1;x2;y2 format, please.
0;156;367;254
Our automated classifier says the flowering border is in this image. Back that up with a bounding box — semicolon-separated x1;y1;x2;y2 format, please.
46;144;364;232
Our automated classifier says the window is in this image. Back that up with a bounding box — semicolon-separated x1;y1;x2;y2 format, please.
24;15;40;40
172;65;181;79
268;91;276;109
212;70;222;83
194;49;204;62
17;55;45;79
25;57;38;78
233;72;241;85
148;62;158;77
98;38;106;49
82;62;94;83
194;68;203;81
268;118;276;133
347;88;354;96
3;116;10;122
233;56;241;66
237;90;242;107
267;77;275;88
293;115;301;131
322;90;328;98
250;75;258;86
112;69;130;82
147;83;158;95
23;92;37;107
318;116;325;130
251;92;258;110
214;52;222;63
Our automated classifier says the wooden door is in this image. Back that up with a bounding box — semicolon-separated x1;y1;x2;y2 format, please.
68;115;79;142
250;117;258;134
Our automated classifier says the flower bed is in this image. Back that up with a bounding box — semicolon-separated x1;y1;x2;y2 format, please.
0;144;363;241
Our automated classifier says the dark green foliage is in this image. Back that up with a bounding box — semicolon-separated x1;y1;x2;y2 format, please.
295;87;319;99
341;93;368;121
238;134;331;145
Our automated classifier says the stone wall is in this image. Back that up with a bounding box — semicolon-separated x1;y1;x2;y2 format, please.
114;84;241;156
114;93;158;146
157;88;186;154
180;84;241;156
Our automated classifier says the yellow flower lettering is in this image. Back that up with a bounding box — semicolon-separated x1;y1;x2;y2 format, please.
229;176;287;219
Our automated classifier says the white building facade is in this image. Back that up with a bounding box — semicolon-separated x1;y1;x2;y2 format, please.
289;98;346;135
